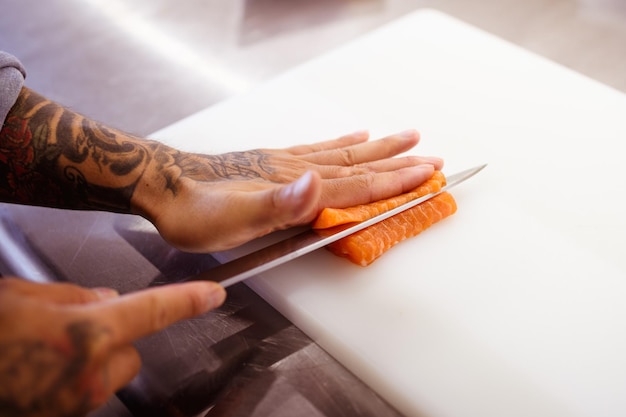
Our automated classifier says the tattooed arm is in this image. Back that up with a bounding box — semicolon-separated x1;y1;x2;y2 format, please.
0;87;443;252
0;87;171;212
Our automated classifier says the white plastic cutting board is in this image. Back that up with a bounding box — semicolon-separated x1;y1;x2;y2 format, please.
153;10;626;417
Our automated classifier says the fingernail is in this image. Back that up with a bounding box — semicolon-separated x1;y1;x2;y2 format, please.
205;284;226;309
350;130;369;139
283;171;313;203
417;163;435;172
93;287;119;300
399;129;419;139
421;156;443;165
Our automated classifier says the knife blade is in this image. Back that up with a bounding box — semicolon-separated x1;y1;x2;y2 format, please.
186;164;486;287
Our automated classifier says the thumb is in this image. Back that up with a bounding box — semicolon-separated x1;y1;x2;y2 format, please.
205;171;322;250
272;170;322;227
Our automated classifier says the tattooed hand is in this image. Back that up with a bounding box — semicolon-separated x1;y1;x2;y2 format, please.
133;130;444;251
0;87;442;252
0;277;225;417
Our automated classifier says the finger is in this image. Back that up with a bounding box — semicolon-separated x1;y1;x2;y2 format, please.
286;130;369;155
300;130;420;166
82;281;226;348
0;277;116;305
314;155;444;179
353;155;444;174
100;345;142;402
80;345;141;410
319;164;436;208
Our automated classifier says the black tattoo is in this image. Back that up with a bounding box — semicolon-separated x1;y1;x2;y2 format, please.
203;150;274;180
148;144;276;195
0;87;281;211
0;89;147;211
0;320;111;417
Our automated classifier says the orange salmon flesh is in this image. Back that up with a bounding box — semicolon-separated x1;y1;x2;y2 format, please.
313;172;457;266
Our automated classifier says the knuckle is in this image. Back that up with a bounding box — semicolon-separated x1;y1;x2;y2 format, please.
338;147;358;165
147;287;206;332
338;164;371;178
344;173;377;199
72;286;102;304
184;288;209;316
354;172;378;201
148;296;170;331
337;166;354;177
66;319;113;362
360;171;377;188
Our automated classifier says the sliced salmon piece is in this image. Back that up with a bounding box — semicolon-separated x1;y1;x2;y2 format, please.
323;192;457;266
312;171;456;266
313;171;446;229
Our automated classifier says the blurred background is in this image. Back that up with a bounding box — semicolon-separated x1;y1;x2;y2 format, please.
2;0;625;137
1;1;625;416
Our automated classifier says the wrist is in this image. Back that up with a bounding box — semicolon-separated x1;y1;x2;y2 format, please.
129;140;181;223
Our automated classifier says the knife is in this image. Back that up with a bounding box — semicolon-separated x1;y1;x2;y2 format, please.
186;164;486;287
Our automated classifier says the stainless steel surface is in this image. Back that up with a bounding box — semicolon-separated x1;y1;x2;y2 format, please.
189;165;486;288
0;206;60;283
1;206;404;417
1;1;626;416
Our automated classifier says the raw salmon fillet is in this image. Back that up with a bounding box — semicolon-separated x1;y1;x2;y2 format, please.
313;172;457;266
313;171;446;229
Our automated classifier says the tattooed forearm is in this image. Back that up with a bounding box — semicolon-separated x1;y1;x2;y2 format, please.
0;88;151;211
0;87;282;213
0;321;111;417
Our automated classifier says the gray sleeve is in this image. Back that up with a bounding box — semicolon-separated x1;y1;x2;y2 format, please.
0;51;27;127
